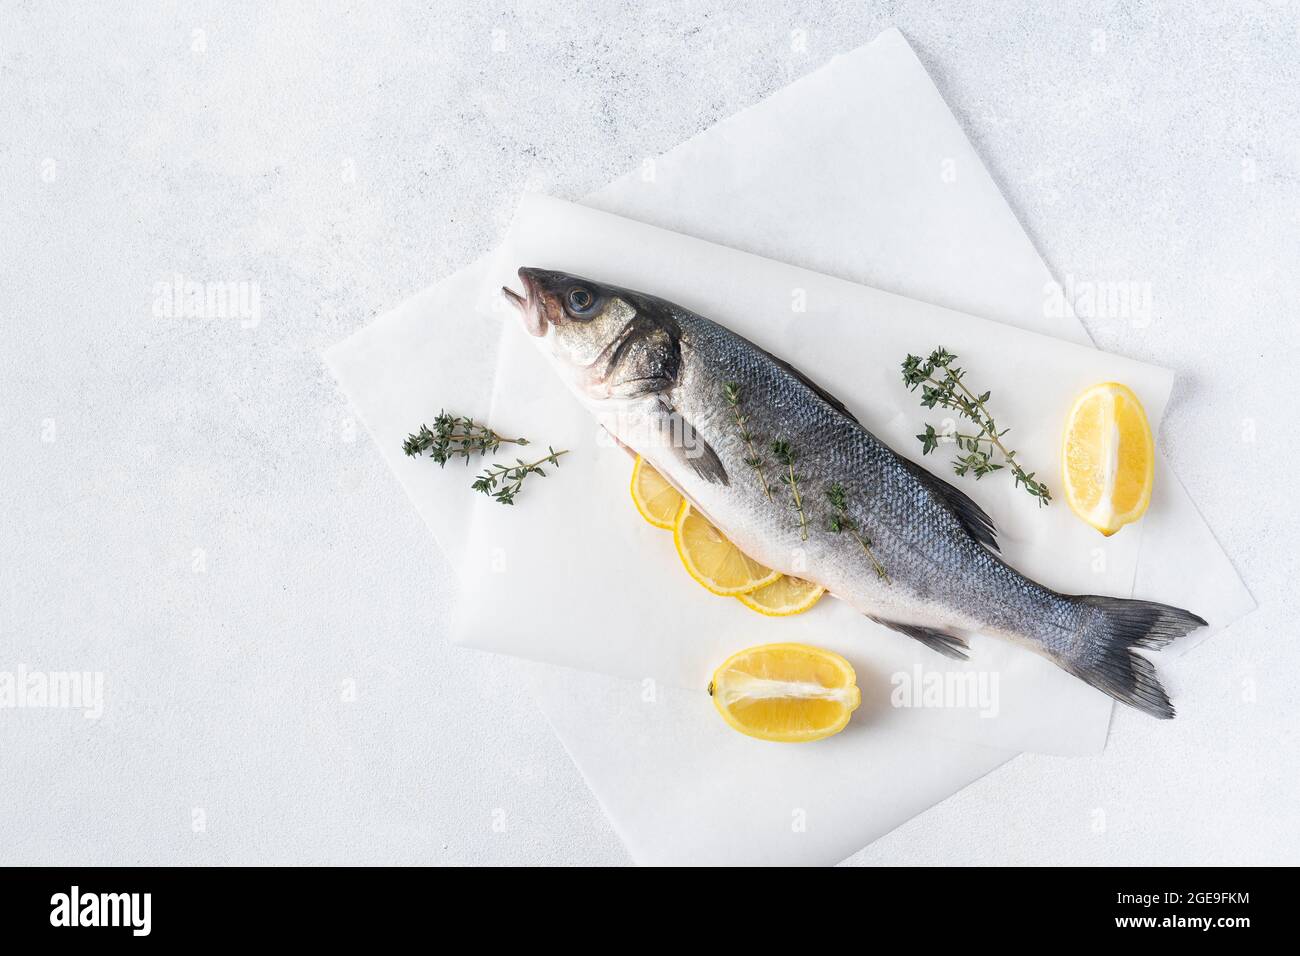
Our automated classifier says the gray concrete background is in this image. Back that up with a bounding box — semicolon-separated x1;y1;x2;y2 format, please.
2;1;1297;865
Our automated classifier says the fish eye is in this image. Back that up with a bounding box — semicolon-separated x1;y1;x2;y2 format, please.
567;287;594;312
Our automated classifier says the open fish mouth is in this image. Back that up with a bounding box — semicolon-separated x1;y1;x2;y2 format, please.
502;269;546;337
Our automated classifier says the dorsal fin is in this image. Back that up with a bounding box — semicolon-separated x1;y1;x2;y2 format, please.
898;457;1000;553
720;328;859;425
761;349;860;425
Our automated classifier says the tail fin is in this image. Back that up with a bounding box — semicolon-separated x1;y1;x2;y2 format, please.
1061;596;1207;719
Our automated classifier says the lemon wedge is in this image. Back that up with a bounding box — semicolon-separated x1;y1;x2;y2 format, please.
709;643;861;742
1062;382;1155;536
673;501;781;596
737;575;826;616
629;455;683;529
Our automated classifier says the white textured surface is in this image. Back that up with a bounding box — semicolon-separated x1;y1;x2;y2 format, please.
2;4;1296;865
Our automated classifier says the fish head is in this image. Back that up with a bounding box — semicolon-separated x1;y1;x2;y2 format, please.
502;268;654;377
502;267;709;480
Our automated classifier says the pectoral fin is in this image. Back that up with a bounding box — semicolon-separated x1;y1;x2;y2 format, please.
675;417;729;485
656;400;729;485
869;617;971;661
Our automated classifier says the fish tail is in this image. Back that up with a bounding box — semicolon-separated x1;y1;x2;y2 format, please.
1057;596;1207;719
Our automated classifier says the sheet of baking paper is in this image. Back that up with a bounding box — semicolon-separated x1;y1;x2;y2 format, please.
451;194;1173;755
323;28;1254;864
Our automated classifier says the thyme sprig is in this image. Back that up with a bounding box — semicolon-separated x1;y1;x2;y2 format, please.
472;447;569;505
901;348;1052;507
825;483;889;582
404;410;567;505
722;382;773;501
403;410;528;467
770;440;810;540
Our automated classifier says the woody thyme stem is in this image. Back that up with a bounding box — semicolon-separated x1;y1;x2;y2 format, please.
722;382;774;501
902;347;1052;506
770;440;809;541
825;483;889;582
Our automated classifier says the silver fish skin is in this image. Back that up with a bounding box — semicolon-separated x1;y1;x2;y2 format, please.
503;267;1206;717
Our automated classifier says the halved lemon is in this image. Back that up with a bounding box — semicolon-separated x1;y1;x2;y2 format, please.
629;455;683;529
709;643;861;743
1061;382;1155;536
673;501;781;596
737;575;826;616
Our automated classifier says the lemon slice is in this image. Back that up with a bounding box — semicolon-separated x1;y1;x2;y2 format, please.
737;575;826;616
629;456;683;529
673;501;781;596
1062;382;1155;536
709;643;861;742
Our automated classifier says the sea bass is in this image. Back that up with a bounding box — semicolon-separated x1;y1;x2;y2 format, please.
503;268;1206;717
